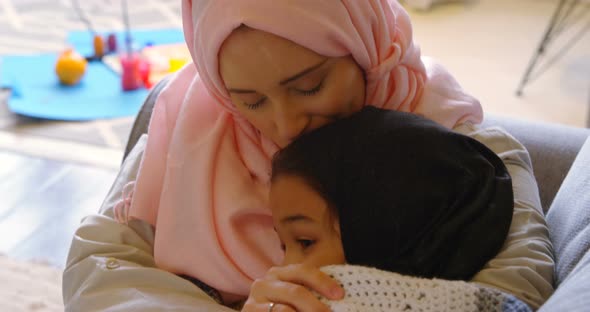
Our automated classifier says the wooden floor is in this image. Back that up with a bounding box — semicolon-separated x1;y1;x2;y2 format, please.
0;150;117;268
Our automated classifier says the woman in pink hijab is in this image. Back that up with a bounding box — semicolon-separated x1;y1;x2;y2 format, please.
63;0;554;311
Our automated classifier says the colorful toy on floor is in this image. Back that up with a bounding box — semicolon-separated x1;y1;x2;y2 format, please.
64;0;183;92
107;33;118;53
73;0;104;61
119;0;143;91
120;52;145;91
55;48;88;86
138;60;152;89
168;57;186;72
93;35;105;59
2;29;185;121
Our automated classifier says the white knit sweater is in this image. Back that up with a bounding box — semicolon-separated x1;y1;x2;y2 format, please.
319;265;531;312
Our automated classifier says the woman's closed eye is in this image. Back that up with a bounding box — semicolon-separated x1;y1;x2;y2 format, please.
244;97;266;110
243;79;324;110
294;79;324;96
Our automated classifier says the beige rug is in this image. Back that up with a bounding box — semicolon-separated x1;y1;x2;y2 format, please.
0;256;63;312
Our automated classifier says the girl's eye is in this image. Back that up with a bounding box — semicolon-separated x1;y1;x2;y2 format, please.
297;239;315;249
297;80;324;96
244;97;266;110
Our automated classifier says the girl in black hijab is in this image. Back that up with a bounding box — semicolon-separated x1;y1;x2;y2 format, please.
269;106;513;281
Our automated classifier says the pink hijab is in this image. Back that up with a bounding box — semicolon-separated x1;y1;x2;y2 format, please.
119;0;483;297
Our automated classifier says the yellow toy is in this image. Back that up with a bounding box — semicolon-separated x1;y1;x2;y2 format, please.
55;49;88;86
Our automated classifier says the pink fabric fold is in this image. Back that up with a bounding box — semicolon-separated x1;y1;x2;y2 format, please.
123;0;483;296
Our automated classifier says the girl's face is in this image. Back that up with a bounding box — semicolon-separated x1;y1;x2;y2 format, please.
219;28;366;148
269;175;346;267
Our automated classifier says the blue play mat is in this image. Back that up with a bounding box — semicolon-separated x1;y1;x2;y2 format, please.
0;29;183;121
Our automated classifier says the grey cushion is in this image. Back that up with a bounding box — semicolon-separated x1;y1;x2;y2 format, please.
545;137;590;287
482;116;589;213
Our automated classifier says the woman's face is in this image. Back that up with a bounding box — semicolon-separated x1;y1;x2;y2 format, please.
269;174;346;267
219;28;366;148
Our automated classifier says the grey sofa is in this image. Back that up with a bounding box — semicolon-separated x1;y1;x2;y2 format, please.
124;77;590;311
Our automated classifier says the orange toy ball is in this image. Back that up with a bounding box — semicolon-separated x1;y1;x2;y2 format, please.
55;49;88;86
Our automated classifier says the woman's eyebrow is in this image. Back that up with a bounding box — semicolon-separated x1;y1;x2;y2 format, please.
227;88;257;94
227;59;328;94
280;59;328;86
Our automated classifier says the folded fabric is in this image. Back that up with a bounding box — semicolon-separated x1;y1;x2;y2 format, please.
320;265;532;312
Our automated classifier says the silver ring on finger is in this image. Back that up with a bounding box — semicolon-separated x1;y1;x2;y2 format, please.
268;302;276;312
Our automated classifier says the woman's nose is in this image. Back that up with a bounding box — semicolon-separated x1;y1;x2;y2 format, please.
274;106;308;147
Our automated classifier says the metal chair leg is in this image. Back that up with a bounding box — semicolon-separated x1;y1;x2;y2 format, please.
516;0;590;97
516;0;570;96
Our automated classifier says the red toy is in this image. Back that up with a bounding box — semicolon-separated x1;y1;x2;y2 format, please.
120;52;143;91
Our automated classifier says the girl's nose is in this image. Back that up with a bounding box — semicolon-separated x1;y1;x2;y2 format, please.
281;250;303;266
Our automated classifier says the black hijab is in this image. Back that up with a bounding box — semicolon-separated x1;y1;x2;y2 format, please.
271;106;513;280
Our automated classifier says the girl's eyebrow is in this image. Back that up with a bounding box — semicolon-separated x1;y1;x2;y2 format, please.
279;59;328;86
281;214;313;224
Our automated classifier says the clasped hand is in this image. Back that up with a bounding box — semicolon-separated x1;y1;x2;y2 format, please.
241;264;344;312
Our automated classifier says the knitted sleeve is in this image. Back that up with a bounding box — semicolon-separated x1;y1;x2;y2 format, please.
319;265;531;312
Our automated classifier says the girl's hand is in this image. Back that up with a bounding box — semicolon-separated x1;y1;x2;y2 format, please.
241;264;344;312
